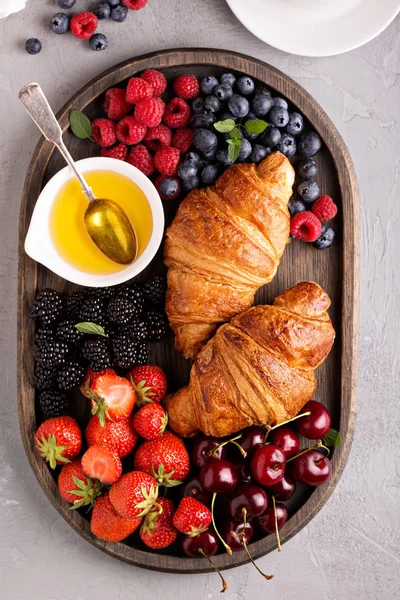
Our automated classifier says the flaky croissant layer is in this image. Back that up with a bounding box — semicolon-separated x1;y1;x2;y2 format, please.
166;282;335;438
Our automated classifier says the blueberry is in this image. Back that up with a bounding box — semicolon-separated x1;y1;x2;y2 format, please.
218;111;236;122
89;33;108;51
94;2;111;19
108;0;121;6
182;175;200;192
204;95;221;113
111;5;128;21
273;97;288;110
277;133;296;157
185;151;200;166
268;106;289;128
190;112;216;130
297;180;320;203
192;129;218;154
251;92;273;117
259;126;281;148
288;198;306;217
178;161;198;181
202;146;217;160
197;157;209;171
313;225;335;249
214;84;233;103
192;97;204;113
49;13;70;34
220;73;236;87
298;131;322;157
200;76;219;95
57;0;75;7
285;112;304;137
249;144;270;164
201;164;219;186
236;76;255;96
228;94;249;118
297;158;318;180
25;38;42;55
237;139;252;162
216;149;234;167
159;177;179;198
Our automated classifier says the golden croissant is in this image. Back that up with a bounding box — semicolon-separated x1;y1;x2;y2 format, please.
166;282;335;438
164;151;295;359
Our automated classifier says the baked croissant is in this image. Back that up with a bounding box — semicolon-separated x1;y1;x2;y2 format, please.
164;151;295;359
166;282;335;438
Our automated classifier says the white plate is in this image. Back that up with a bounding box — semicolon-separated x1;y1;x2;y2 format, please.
226;0;400;57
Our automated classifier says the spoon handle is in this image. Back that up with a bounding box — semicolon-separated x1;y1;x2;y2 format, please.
18;82;96;202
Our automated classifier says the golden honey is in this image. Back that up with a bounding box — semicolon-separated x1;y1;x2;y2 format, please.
50;170;153;275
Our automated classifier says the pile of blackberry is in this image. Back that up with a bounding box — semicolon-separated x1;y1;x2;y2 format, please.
30;276;168;418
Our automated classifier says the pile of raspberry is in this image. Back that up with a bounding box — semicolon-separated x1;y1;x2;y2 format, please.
92;72;199;200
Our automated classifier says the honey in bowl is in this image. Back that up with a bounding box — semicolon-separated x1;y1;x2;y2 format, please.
50;170;153;275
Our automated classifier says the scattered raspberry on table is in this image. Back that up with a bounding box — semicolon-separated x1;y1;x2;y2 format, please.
311;195;338;222
290;211;322;242
70;12;98;40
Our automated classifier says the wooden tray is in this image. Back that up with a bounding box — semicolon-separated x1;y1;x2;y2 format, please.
17;49;359;573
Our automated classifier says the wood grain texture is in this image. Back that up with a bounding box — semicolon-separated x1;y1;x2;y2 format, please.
17;49;359;573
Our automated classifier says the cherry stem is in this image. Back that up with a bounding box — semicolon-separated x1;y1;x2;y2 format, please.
264;411;312;443
239;508;274;580
272;496;282;552
209;434;247;458
285;441;330;464
211;492;232;555
197;547;228;593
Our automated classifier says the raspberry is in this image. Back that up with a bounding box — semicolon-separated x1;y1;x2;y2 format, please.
91;118;117;147
172;128;193;154
163;98;191;129
290;211;322;242
116;116;146;145
122;0;148;9
135;97;165;127
311;195;338;222
173;75;200;100
126;77;153;104
155;175;181;200
154;147;180;176
127;144;155;176
144;124;172;152
104;88;131;120
70;12;98;40
141;69;167;96
101;144;128;161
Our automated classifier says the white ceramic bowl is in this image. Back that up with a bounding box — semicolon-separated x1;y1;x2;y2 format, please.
25;157;165;287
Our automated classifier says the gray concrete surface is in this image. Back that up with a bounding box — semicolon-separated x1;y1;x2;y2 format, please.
1;2;399;599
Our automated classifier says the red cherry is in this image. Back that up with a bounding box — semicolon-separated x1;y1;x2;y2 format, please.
291;449;332;486
240;426;265;456
269;427;300;458
200;458;238;493
227;484;268;521
250;445;286;487
181;477;211;505
266;472;296;501
221;518;254;551
295;401;331;439
192;435;227;469
181;529;219;557
230;458;252;484
258;503;288;534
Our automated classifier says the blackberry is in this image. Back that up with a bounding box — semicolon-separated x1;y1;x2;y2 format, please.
136;342;149;365
35;328;54;347
124;318;148;340
34;337;70;369
82;339;112;372
112;334;148;370
78;296;106;326
146;310;169;341
107;297;137;325
65;291;85;318
86;286;116;301
30;289;64;326
33;365;57;391
57;361;85;391
39;391;69;419
56;320;85;345
116;284;145;312
143;276;166;306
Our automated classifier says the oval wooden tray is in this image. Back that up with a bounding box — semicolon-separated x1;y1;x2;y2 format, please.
17;49;359;573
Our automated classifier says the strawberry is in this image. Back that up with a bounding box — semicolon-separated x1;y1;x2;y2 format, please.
90;492;142;543
133;403;168;440
58;460;103;509
133;431;190;487
140;498;178;549
128;365;167;406
81;444;122;485
80;368;116;399
35;416;82;469
173;497;212;537
90;372;136;426
85;415;138;458
109;471;159;519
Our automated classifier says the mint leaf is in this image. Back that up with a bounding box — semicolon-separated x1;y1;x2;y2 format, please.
227;139;242;162
229;127;242;140
75;322;108;337
213;119;236;133
322;428;341;448
245;119;268;135
69;110;93;140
